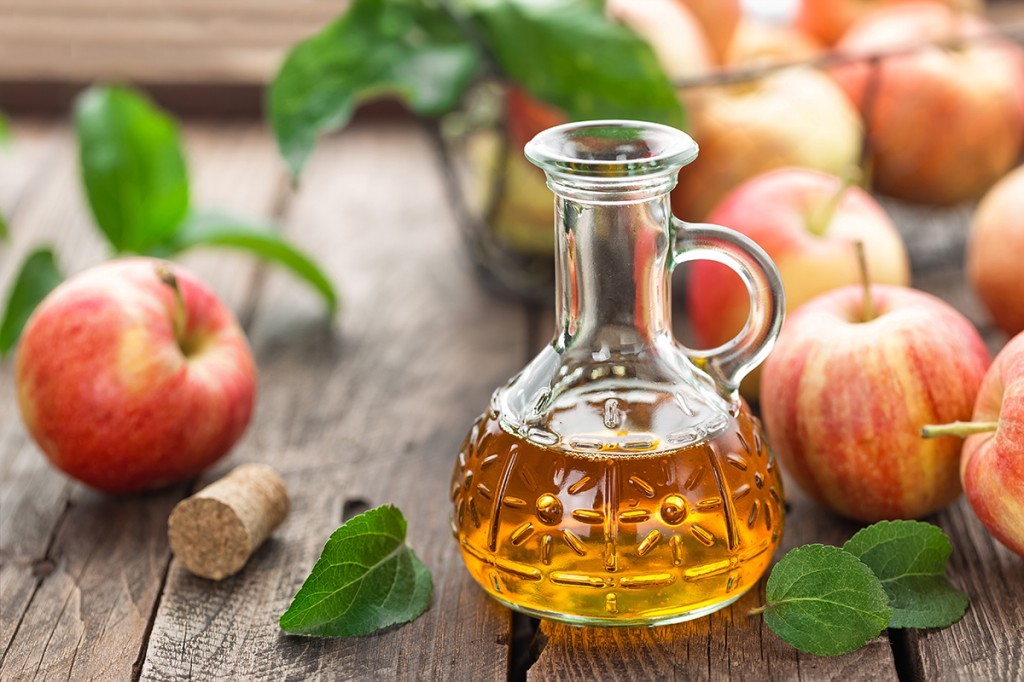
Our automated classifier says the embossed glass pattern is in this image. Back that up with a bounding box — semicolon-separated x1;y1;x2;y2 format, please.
451;121;787;626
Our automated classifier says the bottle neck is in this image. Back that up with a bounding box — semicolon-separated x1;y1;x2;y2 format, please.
554;188;673;352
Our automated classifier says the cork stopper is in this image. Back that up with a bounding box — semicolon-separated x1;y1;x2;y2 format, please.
168;463;289;580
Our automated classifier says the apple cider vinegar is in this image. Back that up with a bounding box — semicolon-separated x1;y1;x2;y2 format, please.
451;404;784;625
450;121;787;625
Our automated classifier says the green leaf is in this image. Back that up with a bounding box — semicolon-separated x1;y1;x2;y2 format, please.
843;520;969;629
163;211;338;317
280;505;433;637
0;212;7;240
0;111;10;144
468;0;685;128
269;0;481;176
0;248;64;355
763;545;893;657
75;85;190;253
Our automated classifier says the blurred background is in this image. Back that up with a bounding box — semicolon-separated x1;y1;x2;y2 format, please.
4;0;1024;358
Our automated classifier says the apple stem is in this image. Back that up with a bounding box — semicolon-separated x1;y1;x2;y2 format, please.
807;172;857;237
155;264;187;346
921;421;999;439
854;240;874;322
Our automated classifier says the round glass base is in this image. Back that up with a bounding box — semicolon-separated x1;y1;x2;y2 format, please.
488;585;751;628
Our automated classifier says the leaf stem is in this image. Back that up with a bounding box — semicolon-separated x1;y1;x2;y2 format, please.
920;421;999;438
748;605;767;616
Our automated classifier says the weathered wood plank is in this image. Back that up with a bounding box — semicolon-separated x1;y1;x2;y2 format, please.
0;133;110;668
139;123;521;680
0;486;185;681
0;124;284;679
0;122;65;229
0;0;345;84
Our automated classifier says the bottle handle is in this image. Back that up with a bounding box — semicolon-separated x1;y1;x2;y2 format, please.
670;218;786;397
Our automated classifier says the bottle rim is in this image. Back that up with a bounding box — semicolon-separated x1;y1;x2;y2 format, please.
524;120;698;181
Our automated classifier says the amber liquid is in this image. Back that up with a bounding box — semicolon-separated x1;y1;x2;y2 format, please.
450;409;784;625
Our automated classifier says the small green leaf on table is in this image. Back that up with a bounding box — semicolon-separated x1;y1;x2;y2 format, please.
0;212;7;240
165;211;338;317
269;0;481;176
762;544;893;657
75;85;190;253
468;0;686;128
280;505;433;637
0;248;64;355
843;520;968;629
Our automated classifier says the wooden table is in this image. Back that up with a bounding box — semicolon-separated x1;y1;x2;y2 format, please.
1;119;1022;681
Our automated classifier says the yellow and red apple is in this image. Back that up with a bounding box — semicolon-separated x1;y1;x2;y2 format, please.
957;333;1024;556
796;0;982;46
967;164;1024;337
922;331;1024;556
761;285;990;522
830;3;1024;204
687;167;910;399
15;258;256;494
673;67;862;221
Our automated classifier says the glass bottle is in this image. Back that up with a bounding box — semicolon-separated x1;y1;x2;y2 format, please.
450;120;786;626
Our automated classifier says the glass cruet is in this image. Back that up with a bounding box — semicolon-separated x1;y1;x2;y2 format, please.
450;120;787;627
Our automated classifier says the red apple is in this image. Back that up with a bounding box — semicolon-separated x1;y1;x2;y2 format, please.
687;167;910;397
831;4;1024;204
796;0;982;46
505;86;566;153
761;285;990;521
967;164;1024;336
15;258;257;494
957;332;1024;556
922;332;1024;556
673;67;862;220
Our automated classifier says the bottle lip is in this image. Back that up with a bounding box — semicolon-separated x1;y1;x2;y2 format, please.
524;120;698;181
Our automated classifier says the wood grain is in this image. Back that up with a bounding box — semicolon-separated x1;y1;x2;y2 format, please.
138;123;521;680
2;118;1023;680
0;133;110;671
0;124;283;679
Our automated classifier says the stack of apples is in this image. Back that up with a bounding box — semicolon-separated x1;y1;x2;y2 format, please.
677;0;1024;560
824;2;1024;205
504;0;1024;227
675;0;1024;213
